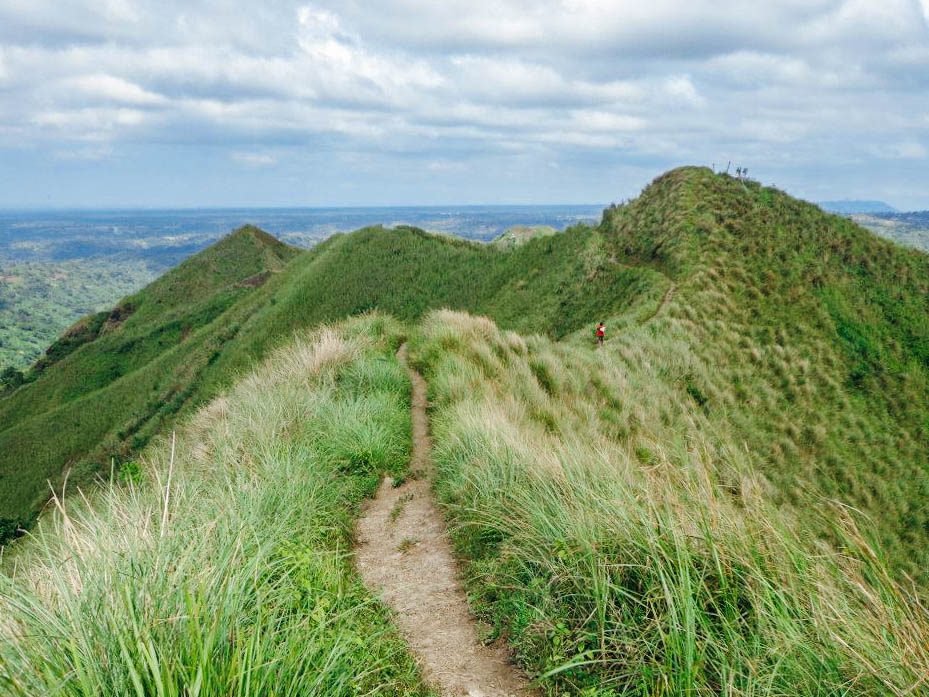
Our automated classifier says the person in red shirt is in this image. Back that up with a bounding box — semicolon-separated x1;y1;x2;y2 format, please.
595;322;605;345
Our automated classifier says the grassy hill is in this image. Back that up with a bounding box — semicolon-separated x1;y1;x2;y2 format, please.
2;166;929;694
4;167;928;564
0;219;661;543
0;226;299;540
408;310;928;694
1;315;431;695
598;168;929;581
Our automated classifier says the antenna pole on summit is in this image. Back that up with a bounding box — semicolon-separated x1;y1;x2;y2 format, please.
725;161;731;174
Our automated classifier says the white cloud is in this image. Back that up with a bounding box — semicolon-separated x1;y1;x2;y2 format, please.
232;152;277;167
66;74;167;106
0;0;927;206
888;141;927;159
663;75;704;105
34;107;146;129
569;110;646;133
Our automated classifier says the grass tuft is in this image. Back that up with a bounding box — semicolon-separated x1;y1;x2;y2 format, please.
0;314;429;696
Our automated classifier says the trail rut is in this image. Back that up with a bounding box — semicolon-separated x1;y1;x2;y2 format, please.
641;281;677;325
354;346;535;697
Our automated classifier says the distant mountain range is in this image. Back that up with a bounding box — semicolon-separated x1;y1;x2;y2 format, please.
818;199;897;214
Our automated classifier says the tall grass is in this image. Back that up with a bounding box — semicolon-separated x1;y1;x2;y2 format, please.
0;314;428;696
410;310;929;696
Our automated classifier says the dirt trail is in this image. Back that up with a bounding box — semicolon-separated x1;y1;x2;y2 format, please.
355;346;535;697
641;282;677;325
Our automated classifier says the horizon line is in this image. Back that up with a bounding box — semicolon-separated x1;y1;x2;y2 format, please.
0;202;610;214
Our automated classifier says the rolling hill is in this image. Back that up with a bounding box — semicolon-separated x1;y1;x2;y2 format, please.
0;216;660;543
2;167;929;694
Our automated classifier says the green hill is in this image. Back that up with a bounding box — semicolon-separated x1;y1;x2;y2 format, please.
2;167;929;694
0;217;663;542
4;168;929;568
0;226;299;540
599;168;929;580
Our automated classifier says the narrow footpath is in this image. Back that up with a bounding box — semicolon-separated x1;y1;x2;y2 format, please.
354;346;535;697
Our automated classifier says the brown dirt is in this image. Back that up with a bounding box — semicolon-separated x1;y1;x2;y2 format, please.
355;346;536;697
234;270;272;288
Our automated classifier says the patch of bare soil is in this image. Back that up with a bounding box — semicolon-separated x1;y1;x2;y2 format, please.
234;270;271;288
355;346;536;697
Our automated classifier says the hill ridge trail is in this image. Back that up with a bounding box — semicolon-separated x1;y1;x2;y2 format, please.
354;345;536;697
642;281;677;324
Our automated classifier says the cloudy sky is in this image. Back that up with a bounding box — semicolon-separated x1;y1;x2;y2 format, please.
0;0;927;208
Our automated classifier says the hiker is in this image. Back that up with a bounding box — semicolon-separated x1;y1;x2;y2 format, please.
595;322;605;345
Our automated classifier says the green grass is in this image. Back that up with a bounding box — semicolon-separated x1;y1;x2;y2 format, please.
6;167;929;580
409;310;929;695
3;165;929;692
597;168;929;581
0;313;430;695
0;257;156;370
0;220;658;544
0;227;299;540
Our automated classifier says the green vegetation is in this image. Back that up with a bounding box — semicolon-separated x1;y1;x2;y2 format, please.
594;168;929;582
0;219;655;543
0;226;298;540
0;314;430;696
3;166;929;694
0;258;155;369
4;170;929;573
409;310;928;694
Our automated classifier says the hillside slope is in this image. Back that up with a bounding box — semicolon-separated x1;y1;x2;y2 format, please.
3;167;929;694
3;166;929;581
3;309;927;696
408;310;928;694
599;167;929;579
0;226;299;539
0;220;661;543
1;315;431;695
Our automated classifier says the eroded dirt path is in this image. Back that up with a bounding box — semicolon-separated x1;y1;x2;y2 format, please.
355;346;535;697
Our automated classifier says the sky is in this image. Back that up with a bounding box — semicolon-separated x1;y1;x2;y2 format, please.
0;0;927;209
